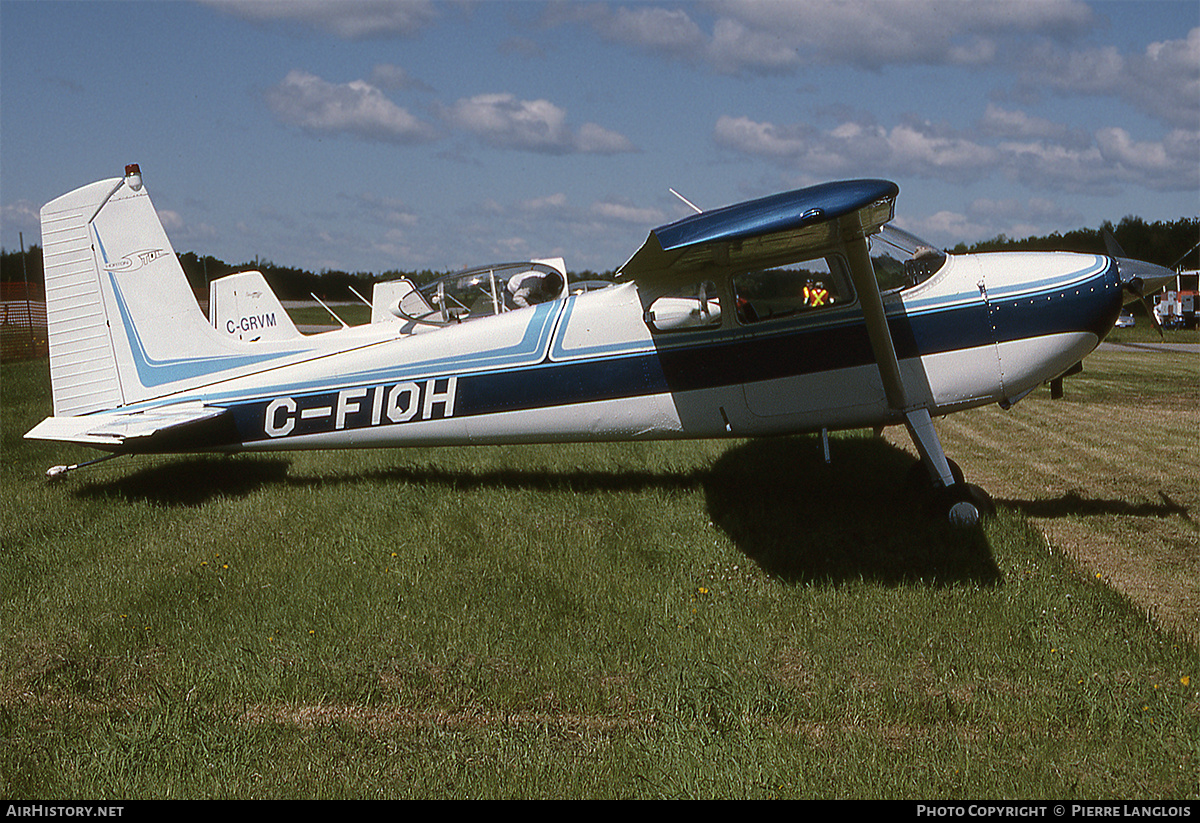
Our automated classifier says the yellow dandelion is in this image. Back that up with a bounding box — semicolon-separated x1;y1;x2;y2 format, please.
1182;676;1190;687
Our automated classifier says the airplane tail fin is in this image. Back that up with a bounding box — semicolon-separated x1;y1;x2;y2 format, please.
209;270;302;342
39;165;249;416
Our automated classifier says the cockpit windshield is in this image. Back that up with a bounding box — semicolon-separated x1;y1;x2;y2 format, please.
869;224;947;292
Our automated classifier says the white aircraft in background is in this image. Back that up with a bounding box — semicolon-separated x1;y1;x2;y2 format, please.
26;165;1174;524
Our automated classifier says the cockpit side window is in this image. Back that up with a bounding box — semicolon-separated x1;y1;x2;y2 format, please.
731;255;854;325
869;225;947;292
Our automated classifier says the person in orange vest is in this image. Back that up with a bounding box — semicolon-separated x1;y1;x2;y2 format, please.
806;279;829;308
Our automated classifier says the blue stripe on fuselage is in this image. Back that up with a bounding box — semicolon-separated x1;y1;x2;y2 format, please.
196;261;1120;448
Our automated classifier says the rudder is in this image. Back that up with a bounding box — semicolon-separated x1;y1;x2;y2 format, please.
40;165;249;416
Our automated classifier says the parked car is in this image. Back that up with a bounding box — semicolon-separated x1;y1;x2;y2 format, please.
1116;312;1135;328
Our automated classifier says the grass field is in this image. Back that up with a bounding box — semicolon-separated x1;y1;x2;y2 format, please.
887;343;1199;646
2;347;1196;799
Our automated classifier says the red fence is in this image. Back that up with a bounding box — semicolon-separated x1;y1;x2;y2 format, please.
1;294;48;359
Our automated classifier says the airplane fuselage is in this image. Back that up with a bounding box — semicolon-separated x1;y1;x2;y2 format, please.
105;249;1122;454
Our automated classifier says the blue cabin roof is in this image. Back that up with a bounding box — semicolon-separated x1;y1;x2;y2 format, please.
652;179;899;252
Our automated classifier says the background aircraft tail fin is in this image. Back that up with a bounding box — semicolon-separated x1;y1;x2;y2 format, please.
208;270;302;342
40;165;252;416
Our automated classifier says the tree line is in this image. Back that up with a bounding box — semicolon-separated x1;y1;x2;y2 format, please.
951;215;1199;270
4;215;1196;298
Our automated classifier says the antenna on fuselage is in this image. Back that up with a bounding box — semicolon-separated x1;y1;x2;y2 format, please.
669;188;703;214
311;293;350;328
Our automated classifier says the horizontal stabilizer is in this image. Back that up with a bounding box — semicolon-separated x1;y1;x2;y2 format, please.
25;403;234;451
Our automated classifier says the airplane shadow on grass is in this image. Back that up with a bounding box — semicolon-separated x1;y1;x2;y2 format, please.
998;491;1192;522
74;456;293;507
74;436;1001;586
702;436;1001;586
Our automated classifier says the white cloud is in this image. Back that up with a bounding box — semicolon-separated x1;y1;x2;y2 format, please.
999;127;1198;194
591;201;666;225
369;63;433;92
207;0;437;39
714;115;997;183
0;200;40;238
443;93;635;155
887;122;1001;179
157;209;185;231
520;193;569;211
576;122;638;155
1014;27;1200;130
606;6;707;55
713;116;817;159
901;210;993;245
716;111;1199;194
705;17;800;74
978;103;1072;141
265;70;438;144
1095;127;1200;190
901;194;1087;249
348;192;420;227
575;0;1095;73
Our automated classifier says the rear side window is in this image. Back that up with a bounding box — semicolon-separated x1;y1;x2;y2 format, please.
644;281;722;333
731;256;854;325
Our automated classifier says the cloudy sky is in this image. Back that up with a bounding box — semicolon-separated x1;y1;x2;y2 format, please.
1;1;1196;274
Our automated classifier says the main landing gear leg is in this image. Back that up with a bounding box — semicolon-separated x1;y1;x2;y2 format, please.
905;408;955;488
904;409;994;526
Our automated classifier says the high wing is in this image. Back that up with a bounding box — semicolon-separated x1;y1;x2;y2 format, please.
617;178;959;488
616;179;899;287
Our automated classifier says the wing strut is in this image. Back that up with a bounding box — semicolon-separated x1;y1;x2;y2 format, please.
844;236;956;489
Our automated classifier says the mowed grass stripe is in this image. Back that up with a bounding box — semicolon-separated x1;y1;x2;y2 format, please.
894;348;1198;645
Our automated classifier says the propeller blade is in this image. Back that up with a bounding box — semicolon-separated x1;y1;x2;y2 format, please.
1121;273;1165;339
1103;229;1127;259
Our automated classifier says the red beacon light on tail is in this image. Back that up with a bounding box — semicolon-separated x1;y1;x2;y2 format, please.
124;163;142;191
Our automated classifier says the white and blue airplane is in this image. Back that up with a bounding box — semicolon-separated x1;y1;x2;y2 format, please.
25;165;1173;524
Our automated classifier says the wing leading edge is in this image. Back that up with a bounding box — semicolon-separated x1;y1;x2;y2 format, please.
617;179;899;286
